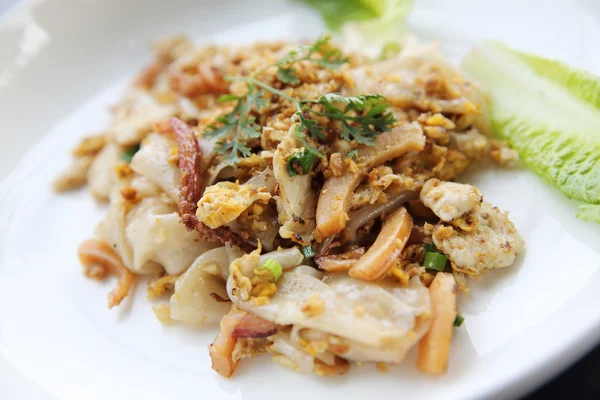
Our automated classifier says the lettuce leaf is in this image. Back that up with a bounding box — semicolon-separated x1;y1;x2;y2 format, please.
299;0;385;31
512;50;600;109
462;41;600;223
577;205;600;224
299;0;413;58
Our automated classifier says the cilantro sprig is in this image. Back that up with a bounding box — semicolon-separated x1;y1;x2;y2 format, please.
313;94;396;145
205;36;396;167
205;85;267;165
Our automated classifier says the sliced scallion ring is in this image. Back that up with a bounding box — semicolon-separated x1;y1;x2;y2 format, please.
423;251;447;272
259;258;283;281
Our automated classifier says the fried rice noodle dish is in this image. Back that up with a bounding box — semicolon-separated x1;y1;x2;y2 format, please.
55;34;524;378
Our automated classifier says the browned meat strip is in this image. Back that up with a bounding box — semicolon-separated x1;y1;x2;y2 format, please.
231;314;280;339
169;117;255;252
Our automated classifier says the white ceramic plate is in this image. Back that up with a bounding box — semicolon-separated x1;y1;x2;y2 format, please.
1;0;600;399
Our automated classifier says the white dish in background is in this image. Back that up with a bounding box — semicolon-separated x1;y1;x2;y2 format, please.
1;0;600;399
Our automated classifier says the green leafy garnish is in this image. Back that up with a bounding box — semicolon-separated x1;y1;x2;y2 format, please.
423;252;447;272
454;314;465;327
577;205;600;224
345;149;359;159
299;0;413;59
298;0;386;31
274;34;348;84
276;67;301;85
287;148;316;177
315;94;396;145
300;245;316;259
462;41;600;223
293;123;324;159
205;85;268;165
259;258;283;281
210;38;396;164
511;50;600;109
120;143;140;163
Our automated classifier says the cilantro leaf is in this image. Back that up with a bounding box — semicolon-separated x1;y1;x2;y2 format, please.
245;89;268;111
345;149;359;159
206;84;267;165
276;66;300;84
213;37;396;165
312;93;396;144
298;111;326;141
294;123;324;158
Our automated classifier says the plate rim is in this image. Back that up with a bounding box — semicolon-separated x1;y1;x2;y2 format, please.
1;0;599;399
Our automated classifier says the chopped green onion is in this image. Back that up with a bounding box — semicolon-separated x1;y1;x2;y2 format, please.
287;149;315;177
120;143;141;163
259;258;283;281
454;314;465;327
423;251;447;272
345;149;359;159
423;242;436;253
300;245;316;259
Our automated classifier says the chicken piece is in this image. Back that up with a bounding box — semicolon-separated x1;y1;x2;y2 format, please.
196;181;271;229
420;178;482;222
432;202;524;277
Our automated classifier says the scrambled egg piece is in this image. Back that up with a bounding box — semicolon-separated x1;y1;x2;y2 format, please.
196;181;271;229
433;202;524;277
228;245;277;305
228;247;260;302
420;178;482;222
